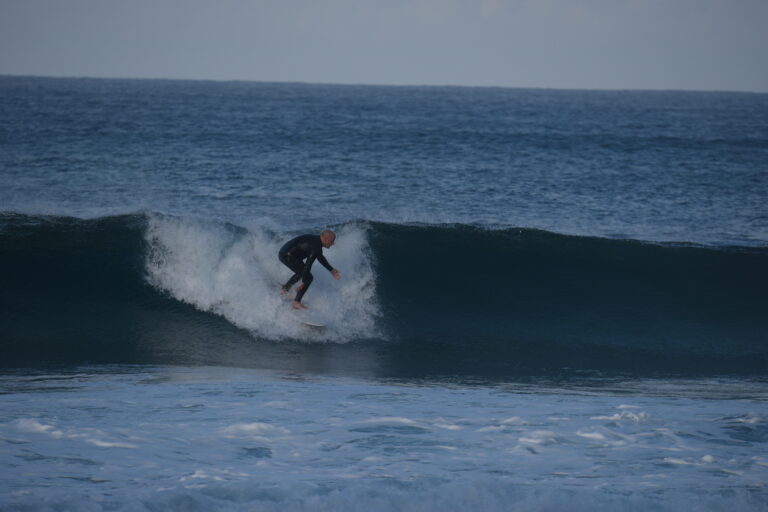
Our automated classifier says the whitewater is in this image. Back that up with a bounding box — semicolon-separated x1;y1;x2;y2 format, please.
3;368;767;511
1;76;767;511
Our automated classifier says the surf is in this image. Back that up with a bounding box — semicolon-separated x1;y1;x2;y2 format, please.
1;211;766;376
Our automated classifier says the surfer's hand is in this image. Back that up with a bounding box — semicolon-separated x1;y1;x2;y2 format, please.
331;269;341;280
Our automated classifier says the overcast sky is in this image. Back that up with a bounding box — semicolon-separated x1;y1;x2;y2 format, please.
1;0;766;92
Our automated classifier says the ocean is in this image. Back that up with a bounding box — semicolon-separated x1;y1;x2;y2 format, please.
1;75;767;511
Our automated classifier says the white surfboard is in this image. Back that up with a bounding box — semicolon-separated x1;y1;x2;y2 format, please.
298;317;325;328
293;310;325;328
289;306;325;328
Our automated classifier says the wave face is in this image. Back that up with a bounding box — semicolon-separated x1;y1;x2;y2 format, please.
2;213;766;377
370;223;768;376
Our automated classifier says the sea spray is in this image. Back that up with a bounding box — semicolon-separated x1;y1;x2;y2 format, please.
145;213;381;342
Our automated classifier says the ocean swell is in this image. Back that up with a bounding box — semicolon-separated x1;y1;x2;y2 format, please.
1;212;766;376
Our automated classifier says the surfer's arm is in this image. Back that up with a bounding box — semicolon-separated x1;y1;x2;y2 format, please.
301;249;334;276
317;253;334;273
309;252;340;280
317;252;340;279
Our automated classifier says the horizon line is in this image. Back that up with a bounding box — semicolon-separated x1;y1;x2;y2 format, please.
2;72;766;96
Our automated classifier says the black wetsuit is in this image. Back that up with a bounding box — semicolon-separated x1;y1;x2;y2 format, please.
278;234;334;302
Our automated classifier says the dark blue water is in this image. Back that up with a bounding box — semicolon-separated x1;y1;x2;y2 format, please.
1;213;766;377
2;75;767;376
2;76;767;244
1;76;767;511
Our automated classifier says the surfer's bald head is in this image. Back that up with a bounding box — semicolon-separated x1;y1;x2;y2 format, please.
320;230;336;248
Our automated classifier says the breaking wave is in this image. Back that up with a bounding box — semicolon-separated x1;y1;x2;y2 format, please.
2;212;766;377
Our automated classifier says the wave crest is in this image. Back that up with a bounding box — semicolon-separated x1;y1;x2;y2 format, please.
145;213;381;342
1;212;766;375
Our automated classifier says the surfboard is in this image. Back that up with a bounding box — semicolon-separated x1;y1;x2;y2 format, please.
292;309;325;328
298;317;325;329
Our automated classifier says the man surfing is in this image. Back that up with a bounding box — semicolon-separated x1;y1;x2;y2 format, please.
278;230;341;309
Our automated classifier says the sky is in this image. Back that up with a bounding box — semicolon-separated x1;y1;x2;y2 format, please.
1;0;767;92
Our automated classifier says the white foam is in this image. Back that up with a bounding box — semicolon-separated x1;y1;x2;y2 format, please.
85;439;137;449
576;431;606;441
434;423;463;431
360;417;417;425
591;411;650;423
500;416;528;426
219;422;289;437
519;430;559;446
145;214;381;342
14;419;136;448
15;418;63;438
4;371;768;512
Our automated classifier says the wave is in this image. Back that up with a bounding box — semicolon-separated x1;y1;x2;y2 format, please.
1;212;766;377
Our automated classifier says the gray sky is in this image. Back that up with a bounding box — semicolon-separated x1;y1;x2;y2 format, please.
1;0;767;92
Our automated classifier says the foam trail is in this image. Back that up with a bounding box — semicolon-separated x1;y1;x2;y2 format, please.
145;214;380;342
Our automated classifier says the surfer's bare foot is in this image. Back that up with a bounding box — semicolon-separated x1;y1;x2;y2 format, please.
292;301;308;310
279;287;289;297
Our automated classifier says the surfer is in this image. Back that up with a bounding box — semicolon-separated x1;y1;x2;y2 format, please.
278;230;341;310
